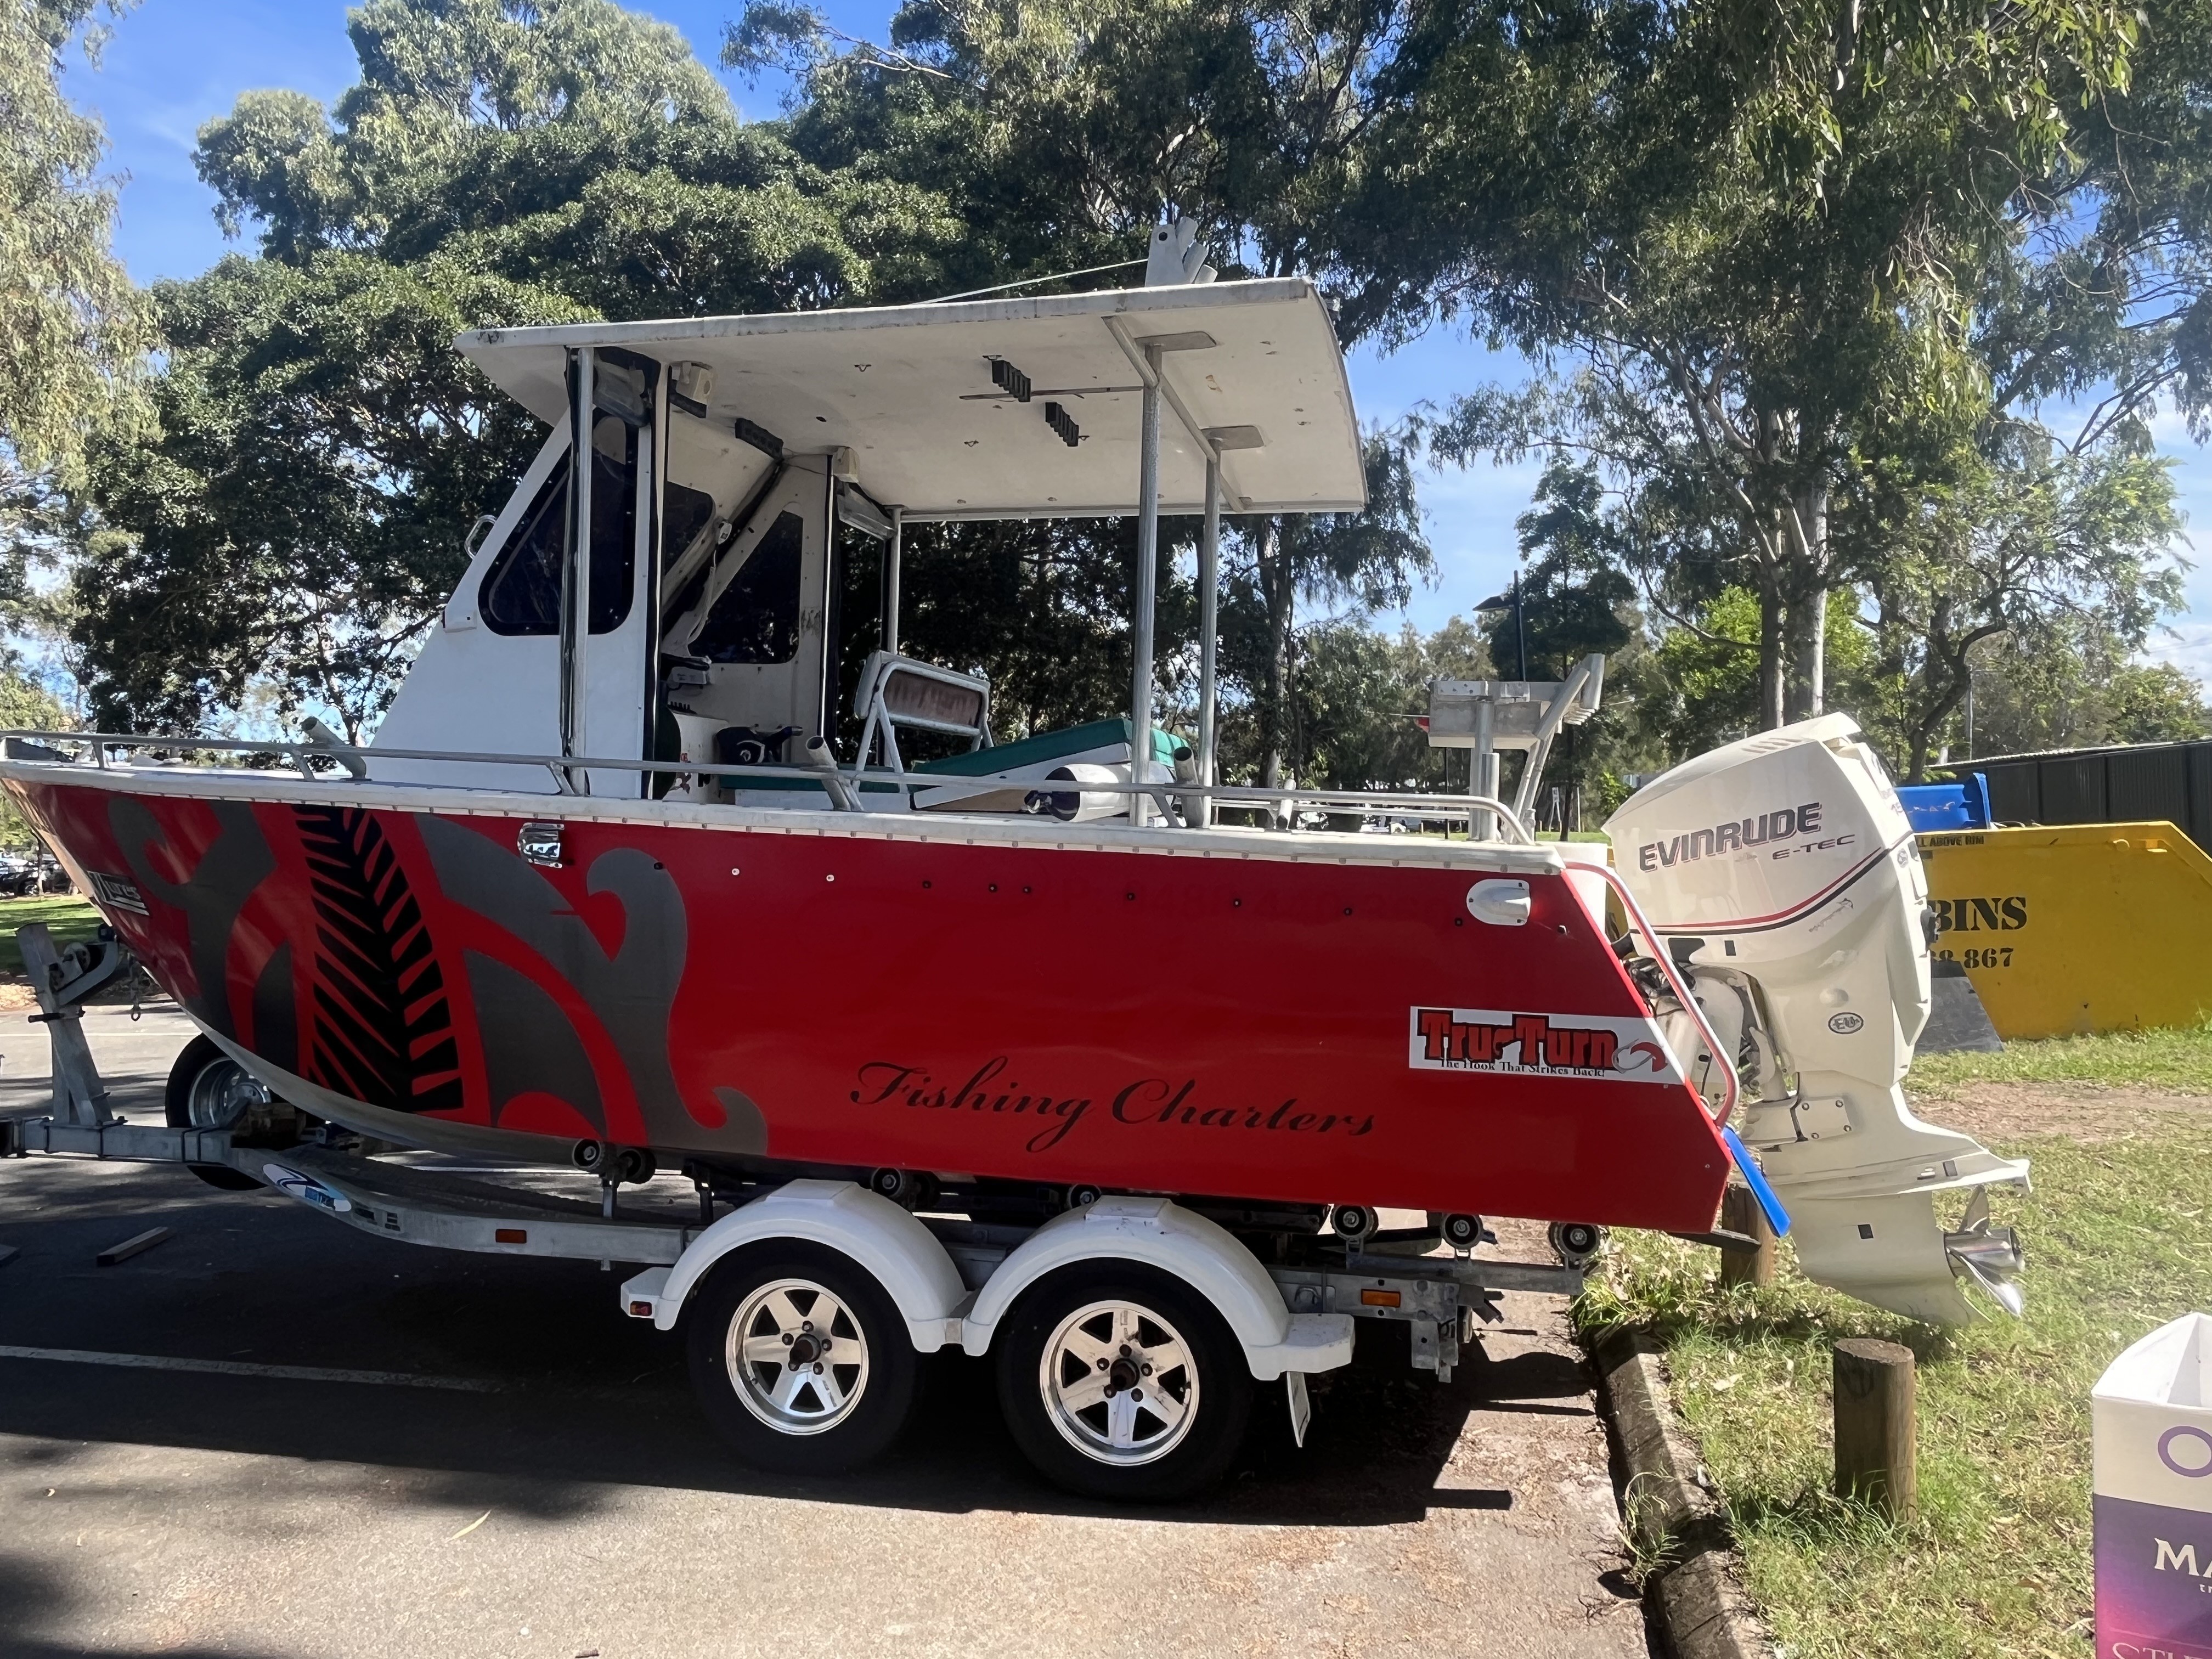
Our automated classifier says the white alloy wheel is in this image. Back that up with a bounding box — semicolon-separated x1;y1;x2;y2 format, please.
1037;1299;1199;1466
724;1277;872;1435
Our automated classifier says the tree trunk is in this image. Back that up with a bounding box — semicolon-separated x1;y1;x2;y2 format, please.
1785;584;1827;723
1783;484;1830;723
1758;563;1786;731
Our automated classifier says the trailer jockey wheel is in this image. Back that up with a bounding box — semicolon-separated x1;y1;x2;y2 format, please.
685;1240;919;1474
996;1261;1252;1503
163;1036;270;1192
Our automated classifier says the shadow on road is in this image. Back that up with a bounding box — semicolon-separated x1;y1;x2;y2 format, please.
0;1165;1589;1533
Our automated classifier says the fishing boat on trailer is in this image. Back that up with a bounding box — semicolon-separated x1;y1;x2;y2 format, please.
0;251;2030;1492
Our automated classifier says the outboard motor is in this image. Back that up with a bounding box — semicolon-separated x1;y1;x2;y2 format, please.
1606;713;2029;1323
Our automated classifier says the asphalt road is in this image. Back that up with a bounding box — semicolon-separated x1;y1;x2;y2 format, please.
0;1005;1649;1659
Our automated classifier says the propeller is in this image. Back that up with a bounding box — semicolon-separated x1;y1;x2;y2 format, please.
1943;1187;2027;1316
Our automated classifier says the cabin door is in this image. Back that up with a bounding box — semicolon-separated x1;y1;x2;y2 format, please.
561;348;662;797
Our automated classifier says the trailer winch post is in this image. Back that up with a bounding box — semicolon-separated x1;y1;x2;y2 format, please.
15;923;130;1128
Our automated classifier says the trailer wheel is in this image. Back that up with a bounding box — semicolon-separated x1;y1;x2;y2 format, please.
163;1036;267;1192
995;1261;1252;1502
685;1241;919;1474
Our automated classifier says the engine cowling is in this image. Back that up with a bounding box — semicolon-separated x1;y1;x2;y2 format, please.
1606;713;2028;1323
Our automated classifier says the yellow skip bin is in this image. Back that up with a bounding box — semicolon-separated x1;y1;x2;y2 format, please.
1916;821;2212;1039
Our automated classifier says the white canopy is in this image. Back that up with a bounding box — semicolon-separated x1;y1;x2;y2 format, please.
456;278;1366;520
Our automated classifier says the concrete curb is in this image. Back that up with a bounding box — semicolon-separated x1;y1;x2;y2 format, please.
1593;1330;1771;1659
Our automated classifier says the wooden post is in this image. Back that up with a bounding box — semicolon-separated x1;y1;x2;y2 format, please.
1833;1338;1916;1519
1718;1183;1776;1288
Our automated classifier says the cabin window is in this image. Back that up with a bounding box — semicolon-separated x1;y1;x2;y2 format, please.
662;478;718;563
479;467;566;635
693;511;804;664
479;416;639;636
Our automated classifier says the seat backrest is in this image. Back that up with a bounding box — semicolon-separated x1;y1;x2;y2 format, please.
854;652;991;771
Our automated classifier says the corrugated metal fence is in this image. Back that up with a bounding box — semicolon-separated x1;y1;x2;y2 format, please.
1974;738;2212;848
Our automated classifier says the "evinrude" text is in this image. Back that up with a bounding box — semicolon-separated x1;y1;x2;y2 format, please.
1638;802;1823;871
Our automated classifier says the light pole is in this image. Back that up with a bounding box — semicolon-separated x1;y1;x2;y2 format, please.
1476;565;1528;680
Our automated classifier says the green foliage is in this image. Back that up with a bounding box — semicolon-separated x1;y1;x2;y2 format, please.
0;667;72;850
76;253;581;735
1961;616;2208;760
1650;587;1879;755
1357;0;2195;726
2106;663;2210;746
1861;432;2185;777
73;0;969;736
741;0;1421;304
0;0;150;478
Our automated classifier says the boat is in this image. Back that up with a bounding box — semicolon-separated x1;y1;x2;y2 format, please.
2;261;2024;1346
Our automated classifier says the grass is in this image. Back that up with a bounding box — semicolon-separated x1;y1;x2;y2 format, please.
1579;1049;2212;1659
1909;1019;2212;1095
0;894;104;975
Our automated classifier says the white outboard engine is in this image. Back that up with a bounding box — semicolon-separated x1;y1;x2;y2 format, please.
1606;713;2029;1323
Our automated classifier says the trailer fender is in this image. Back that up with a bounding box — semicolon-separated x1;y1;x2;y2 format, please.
958;1197;1355;1381
626;1180;968;1350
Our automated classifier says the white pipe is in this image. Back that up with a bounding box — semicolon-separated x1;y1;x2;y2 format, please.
884;507;902;656
1196;455;1221;828
1470;698;1496;841
1130;344;1162;825
561;348;594;788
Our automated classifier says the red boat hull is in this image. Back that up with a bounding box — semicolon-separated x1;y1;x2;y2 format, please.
8;776;1731;1232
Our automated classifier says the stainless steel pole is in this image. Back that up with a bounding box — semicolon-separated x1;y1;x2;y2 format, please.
561;348;594;788
1130;345;1163;825
1471;696;1496;841
1196;453;1220;828
884;507;902;656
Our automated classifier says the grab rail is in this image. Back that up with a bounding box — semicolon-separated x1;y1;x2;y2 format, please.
0;729;1537;845
1565;857;1741;1127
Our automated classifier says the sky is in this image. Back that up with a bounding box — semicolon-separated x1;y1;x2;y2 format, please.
58;0;2212;671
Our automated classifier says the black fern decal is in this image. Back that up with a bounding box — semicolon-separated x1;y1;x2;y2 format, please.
295;805;462;1114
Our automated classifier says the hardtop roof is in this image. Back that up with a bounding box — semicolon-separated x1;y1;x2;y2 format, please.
455;278;1365;520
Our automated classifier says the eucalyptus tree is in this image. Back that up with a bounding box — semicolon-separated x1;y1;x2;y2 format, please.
72;0;955;735
0;0;148;479
1861;435;2183;778
1342;0;2177;727
731;0;1438;785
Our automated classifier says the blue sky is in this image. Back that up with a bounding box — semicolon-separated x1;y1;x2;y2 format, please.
60;0;2212;669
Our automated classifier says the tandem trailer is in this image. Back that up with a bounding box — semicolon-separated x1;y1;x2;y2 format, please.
1;921;1595;1502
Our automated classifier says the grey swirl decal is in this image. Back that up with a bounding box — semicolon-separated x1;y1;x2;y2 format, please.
466;951;606;1133
417;817;696;1142
109;795;275;1037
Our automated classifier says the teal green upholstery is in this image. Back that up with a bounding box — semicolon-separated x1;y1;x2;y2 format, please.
719;717;1189;797
912;718;1189;777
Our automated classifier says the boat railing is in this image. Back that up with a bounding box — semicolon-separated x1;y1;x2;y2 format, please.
1564;855;1742;1128
0;729;1537;845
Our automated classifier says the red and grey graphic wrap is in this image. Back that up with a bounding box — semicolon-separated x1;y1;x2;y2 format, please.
10;776;1735;1231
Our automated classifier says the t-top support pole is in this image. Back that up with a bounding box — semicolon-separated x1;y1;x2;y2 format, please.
1130;343;1163;823
561;347;595;789
1196;454;1221;827
884;506;903;656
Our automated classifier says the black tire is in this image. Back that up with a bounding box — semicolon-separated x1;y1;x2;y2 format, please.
163;1035;267;1192
994;1260;1253;1503
685;1240;920;1474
